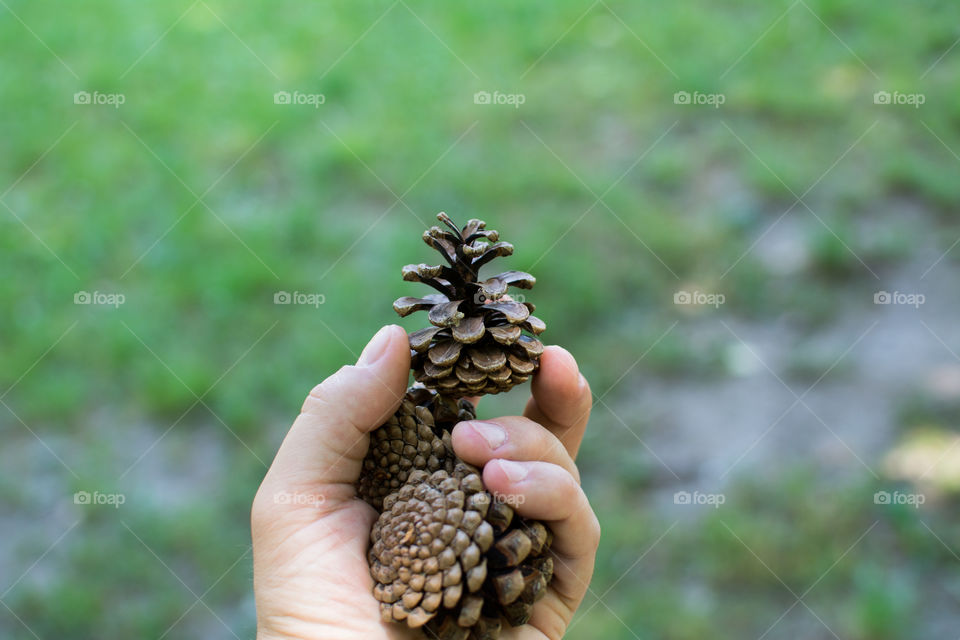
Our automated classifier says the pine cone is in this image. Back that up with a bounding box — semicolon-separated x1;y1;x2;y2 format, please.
358;212;557;640
369;465;553;639
395;213;546;398
357;386;476;511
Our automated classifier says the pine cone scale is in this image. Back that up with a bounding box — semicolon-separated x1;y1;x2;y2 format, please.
451;316;485;343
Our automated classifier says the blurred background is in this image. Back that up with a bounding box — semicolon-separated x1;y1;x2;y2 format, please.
2;1;960;638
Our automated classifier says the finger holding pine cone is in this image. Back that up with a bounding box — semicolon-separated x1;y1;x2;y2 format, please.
355;213;556;639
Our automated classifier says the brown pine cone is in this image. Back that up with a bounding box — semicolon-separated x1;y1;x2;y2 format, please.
361;213;557;639
369;464;553;639
356;386;475;511
394;213;546;398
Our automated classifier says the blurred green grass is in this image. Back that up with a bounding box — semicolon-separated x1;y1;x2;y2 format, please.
2;0;960;638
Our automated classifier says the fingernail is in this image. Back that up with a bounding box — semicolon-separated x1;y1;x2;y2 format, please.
357;326;394;367
466;421;506;450
496;459;529;483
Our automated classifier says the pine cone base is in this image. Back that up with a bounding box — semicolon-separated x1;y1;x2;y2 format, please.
369;464;553;639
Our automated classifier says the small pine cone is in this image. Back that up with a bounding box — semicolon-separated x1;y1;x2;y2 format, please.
369;464;554;639
394;213;546;398
357;386;476;511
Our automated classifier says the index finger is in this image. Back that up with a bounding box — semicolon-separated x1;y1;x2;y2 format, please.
523;346;592;459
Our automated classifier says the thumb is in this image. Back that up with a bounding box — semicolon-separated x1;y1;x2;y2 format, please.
265;324;410;492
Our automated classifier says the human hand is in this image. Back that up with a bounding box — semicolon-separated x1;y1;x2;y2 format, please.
251;325;598;640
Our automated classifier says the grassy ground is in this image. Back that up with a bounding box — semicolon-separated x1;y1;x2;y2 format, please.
2;1;960;638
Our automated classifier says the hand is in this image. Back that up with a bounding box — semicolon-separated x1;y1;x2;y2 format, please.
251;325;598;640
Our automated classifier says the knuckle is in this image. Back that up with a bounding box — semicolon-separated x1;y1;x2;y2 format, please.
569;463;582;485
538;432;580;483
580;377;593;405
538;431;565;458
509;415;542;434
560;472;582;506
578;391;593;418
586;509;602;549
301;367;349;414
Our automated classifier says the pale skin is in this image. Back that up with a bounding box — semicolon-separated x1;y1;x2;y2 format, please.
251;325;599;640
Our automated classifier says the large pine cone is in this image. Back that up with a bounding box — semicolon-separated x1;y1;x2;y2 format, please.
369;464;553;640
357;386;475;511
394;213;547;398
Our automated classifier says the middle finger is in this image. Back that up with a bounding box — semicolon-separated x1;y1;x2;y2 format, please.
450;416;580;482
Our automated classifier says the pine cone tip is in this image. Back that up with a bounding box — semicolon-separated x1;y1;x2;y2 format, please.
395;214;546;399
